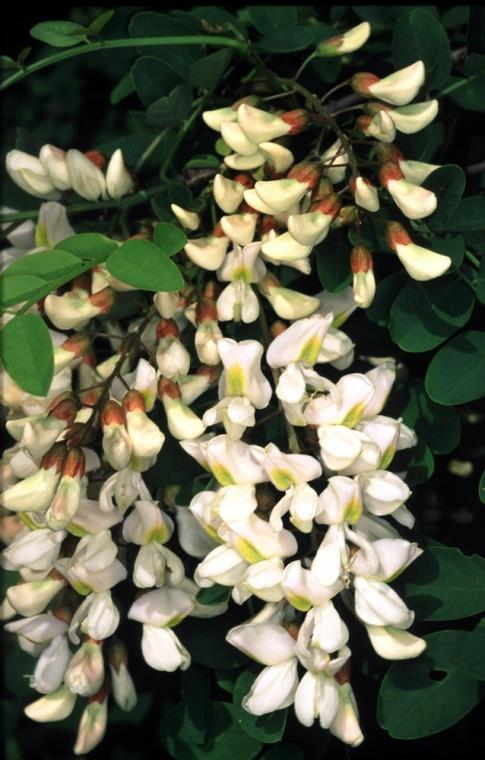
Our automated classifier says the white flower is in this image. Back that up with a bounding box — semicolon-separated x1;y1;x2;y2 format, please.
140;625;191;671
317;22;371;56
353;61;425;106
105;149;134;199
68;591;120;644
353;576;414;628
365;624;426;660
6;150;59;199
65;639;104;697
30;634;71;694
24;684;76;723
66;149;107;201
73;692;108;755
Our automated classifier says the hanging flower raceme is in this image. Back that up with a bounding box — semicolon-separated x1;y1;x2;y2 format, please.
2;22;461;756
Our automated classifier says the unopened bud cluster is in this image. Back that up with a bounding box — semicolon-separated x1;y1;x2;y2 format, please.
1;23;453;754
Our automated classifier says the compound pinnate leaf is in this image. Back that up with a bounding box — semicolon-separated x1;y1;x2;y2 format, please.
425;331;485;405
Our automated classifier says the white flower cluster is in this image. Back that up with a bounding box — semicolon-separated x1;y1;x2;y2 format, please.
1;26;446;753
6;145;134;201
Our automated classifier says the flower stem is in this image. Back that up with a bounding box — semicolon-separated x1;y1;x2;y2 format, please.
0;36;247;92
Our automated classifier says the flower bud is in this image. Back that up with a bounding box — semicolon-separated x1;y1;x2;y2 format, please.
24;684;77;723
329;683;364;747
352;61;425;106
368;99;438;134
45;447;85;529
6;150;58;199
7;575;66;616
351;246;375;308
0;442;66;513
351;177;379;213
105;149;134;199
101;400;132;470
170;203;200;231
108;641;137;711
66;149;107;201
317;22;370;56
39;144;71;190
355;112;396;143
122;390;165;459
386;221;451;280
259;273;320;320
65;639;105;697
258;141;294;173
158;379;205;440
73;688;108;755
321;140;348;184
379;161;437;219
184;234;229;270
253;178;309;213
237;105;293;143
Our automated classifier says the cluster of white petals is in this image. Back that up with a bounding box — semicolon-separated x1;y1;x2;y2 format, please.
0;23;453;754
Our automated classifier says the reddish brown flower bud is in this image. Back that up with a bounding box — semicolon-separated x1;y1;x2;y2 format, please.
63;448;86;478
84;150;106;170
351;72;380;97
260;215;277;236
232;172;254;189
122;389;145;414
310;193;342;218
335;661;352;685
64;421;96;447
386;221;412;250
156;318;179;340
60;332;90;357
196;296;218;324
195;364;220;382
101;400;125;429
375;142;405;163
212;221;226;238
238;200;260;215
270;319;288;339
312;177;334;202
281;109;312;134
48;396;79;425
351;245;373;274
41;442;68;473
287;161;321;190
335;205;359;226
378;161;404;188
89;286;115;314
158;377;181;400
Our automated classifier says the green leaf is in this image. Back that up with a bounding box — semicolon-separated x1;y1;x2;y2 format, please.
55;233;118;263
390;379;461;455
480;470;485;504
17;47;32;66
425;331;485;405
215;137;232;156
179;617;247;669
378;630;481;739
161;701;262;760
189;49;232;89
181;666;210;744
153;222;187;257
131;56;181;108
3;249;84;282
1;314;53;396
110;71;136;106
447;69;485;112
0;56;20;70
129;12;203;71
422;165;466;232
396;439;434;486
461;618;485;680
233;670;287;744
196;584;231;605
30;20;89;48
105;239;184;292
185;154;220;169
0;274;47;309
366;270;407;327
247;6;297;35
146;84;193;127
476;255;485;305
316;229;352;293
392;9;452;90
390;274;474;353
446;196;485;231
258;27;315;53
400;546;485;620
88;9;115;36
